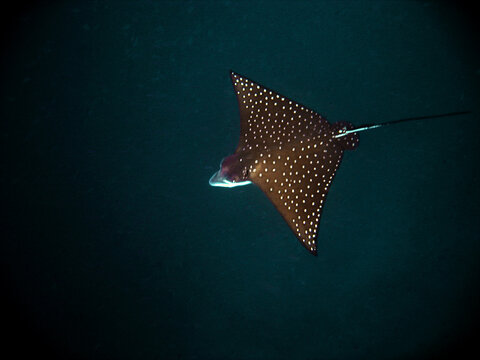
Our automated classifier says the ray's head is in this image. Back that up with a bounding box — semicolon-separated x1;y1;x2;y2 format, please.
209;153;253;188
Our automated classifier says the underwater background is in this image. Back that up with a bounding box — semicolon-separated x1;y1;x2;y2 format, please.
1;1;479;359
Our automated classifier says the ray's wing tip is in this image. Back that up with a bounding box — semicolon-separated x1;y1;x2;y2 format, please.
229;70;240;83
300;238;318;256
230;70;247;81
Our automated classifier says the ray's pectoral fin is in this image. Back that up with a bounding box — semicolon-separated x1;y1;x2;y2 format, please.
249;138;347;256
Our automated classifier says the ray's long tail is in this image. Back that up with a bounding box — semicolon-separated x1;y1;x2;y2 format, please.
334;111;471;138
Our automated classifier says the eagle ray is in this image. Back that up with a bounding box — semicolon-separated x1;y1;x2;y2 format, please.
210;71;469;255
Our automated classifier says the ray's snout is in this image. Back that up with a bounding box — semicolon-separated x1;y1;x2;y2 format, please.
209;155;252;188
208;169;226;186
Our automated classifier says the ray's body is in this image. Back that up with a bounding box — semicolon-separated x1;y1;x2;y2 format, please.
210;71;469;255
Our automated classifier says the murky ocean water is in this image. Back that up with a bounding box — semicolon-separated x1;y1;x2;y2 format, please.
1;1;479;359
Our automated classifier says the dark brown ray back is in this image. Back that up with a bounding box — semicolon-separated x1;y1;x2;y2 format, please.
230;71;359;255
231;72;332;153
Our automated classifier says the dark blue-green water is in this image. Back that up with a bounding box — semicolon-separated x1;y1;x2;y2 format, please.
1;1;479;359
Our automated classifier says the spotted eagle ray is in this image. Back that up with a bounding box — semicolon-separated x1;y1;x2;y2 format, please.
210;71;469;255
